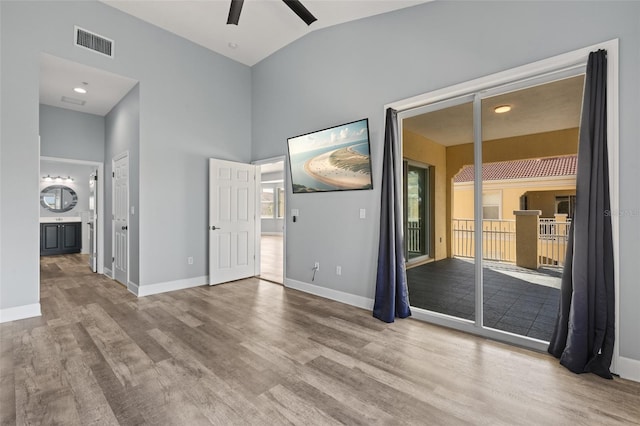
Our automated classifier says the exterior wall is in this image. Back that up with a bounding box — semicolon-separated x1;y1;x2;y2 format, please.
526;189;576;218
453;181;576;220
445;128;579;256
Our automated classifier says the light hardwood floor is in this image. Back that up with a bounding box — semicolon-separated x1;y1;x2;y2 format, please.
260;234;283;284
1;254;639;425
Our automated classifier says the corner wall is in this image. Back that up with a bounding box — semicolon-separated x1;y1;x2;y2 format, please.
251;1;640;368
0;0;252;318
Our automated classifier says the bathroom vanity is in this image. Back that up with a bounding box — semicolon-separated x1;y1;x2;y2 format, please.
40;217;82;256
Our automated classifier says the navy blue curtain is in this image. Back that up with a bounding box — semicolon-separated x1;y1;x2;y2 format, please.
373;108;411;323
548;50;615;379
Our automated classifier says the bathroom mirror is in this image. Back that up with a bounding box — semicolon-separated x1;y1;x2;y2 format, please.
40;185;78;213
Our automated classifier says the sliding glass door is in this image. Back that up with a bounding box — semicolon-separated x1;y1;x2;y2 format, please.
479;76;582;341
401;70;584;348
403;96;476;322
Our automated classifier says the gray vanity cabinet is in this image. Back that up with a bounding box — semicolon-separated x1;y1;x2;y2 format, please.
40;222;82;255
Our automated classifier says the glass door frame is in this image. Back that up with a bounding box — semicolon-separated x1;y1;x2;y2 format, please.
403;159;432;265
391;40;620;356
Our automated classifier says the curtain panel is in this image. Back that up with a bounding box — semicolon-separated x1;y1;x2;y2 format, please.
548;50;615;379
373;108;411;323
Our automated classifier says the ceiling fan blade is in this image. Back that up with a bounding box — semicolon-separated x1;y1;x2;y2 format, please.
227;0;244;25
282;0;317;26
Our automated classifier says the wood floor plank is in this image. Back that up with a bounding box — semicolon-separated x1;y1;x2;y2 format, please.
2;253;639;425
0;323;16;426
49;324;120;425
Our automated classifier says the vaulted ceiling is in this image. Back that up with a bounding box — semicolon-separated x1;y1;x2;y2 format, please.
101;0;431;66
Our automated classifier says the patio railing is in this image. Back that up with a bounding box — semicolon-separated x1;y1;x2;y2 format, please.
407;219;421;254
538;218;571;266
452;219;516;263
452;217;571;267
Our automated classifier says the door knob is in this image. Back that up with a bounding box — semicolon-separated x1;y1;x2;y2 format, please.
122;225;128;230
210;225;221;230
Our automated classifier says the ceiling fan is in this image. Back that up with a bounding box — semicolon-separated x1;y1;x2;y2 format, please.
227;0;317;26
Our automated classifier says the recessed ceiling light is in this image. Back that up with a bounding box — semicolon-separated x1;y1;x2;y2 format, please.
74;87;87;94
494;105;512;114
228;42;238;49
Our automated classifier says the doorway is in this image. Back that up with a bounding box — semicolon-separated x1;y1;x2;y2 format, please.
39;157;105;274
256;158;285;284
403;160;433;265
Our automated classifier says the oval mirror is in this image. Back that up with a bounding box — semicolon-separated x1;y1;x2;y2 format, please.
40;185;78;213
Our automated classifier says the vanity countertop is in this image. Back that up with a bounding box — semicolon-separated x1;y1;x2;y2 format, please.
40;217;82;223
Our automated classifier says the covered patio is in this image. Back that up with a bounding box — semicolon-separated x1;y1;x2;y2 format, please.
407;258;561;341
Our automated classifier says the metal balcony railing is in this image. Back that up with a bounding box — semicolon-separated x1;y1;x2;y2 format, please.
451;217;571;267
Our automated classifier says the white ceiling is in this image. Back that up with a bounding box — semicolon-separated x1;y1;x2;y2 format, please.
102;0;431;66
40;53;138;116
403;75;585;146
40;1;429;116
39;0;584;142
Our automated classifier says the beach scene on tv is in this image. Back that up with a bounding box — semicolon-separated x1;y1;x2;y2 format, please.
288;119;373;193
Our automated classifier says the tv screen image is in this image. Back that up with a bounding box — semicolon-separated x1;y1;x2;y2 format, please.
287;118;373;193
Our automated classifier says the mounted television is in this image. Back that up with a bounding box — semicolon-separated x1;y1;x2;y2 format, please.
287;118;373;193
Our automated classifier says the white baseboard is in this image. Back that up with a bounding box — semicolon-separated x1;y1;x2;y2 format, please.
618;356;640;383
129;275;209;297
0;303;41;323
127;281;139;296
104;267;113;279
284;278;374;311
261;232;283;236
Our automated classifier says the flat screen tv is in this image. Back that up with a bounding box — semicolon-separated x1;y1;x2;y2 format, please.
287;118;373;193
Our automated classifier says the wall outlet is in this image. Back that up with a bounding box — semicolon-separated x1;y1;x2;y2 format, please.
314;261;320;271
336;265;342;275
359;208;366;219
187;257;194;265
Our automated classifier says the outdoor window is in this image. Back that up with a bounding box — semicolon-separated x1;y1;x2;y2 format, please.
261;187;274;218
276;188;284;218
482;192;501;220
555;195;576;218
262;185;285;219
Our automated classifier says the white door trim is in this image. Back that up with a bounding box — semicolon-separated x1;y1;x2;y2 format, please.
40;156;105;274
386;39;620;372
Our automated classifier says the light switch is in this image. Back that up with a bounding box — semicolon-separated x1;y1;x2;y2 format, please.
291;209;299;216
130;206;135;215
359;208;366;219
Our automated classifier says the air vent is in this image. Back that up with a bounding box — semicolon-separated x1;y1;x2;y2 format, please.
61;96;86;106
74;26;114;58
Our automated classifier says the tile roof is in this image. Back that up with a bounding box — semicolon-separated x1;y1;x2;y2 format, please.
453;155;577;183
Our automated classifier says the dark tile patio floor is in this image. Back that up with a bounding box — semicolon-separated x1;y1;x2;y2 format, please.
406;257;561;341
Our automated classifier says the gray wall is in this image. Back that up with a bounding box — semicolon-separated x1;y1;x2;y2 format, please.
251;1;640;362
261;218;284;234
105;84;140;284
0;1;251;311
39;104;105;162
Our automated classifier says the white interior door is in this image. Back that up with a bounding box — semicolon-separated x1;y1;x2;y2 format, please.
209;158;257;285
88;169;98;272
113;153;129;285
